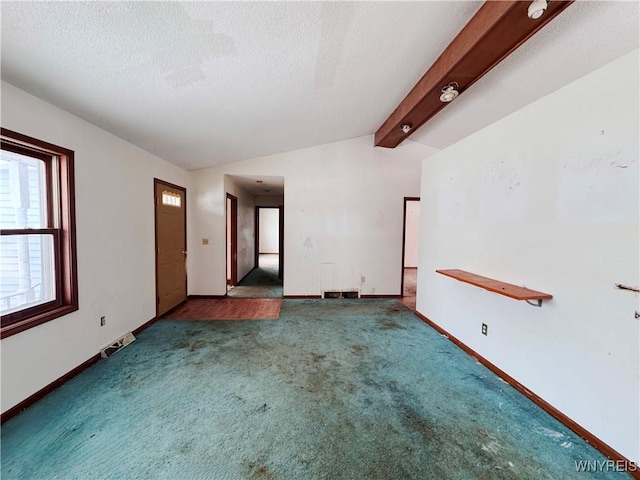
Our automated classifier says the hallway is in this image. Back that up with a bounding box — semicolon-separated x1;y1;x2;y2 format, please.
228;254;283;298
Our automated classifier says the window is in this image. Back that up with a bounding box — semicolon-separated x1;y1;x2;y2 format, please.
1;128;77;338
162;191;181;207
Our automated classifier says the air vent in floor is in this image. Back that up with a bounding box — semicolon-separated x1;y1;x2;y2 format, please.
100;332;136;358
323;290;360;299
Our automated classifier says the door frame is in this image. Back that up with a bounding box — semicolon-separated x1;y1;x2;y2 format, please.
278;204;284;281
154;178;187;317
401;197;420;296
254;205;284;280
226;193;238;287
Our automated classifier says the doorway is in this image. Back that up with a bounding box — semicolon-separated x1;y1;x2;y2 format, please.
401;197;420;310
254;206;284;280
226;193;238;289
226;204;283;298
154;179;187;317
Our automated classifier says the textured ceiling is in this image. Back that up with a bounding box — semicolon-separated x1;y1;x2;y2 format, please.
229;175;285;197
1;2;638;171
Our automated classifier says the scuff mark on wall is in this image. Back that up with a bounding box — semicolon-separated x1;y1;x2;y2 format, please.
303;236;313;258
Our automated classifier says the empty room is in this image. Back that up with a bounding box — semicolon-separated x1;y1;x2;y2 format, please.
1;1;638;479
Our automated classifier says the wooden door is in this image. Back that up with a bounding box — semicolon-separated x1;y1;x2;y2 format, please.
155;179;187;316
226;194;238;286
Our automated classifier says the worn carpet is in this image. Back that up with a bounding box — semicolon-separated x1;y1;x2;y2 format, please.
1;299;627;479
401;268;417;311
163;298;281;320
228;254;283;298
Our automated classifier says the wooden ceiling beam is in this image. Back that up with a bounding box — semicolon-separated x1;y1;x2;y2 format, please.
374;0;573;148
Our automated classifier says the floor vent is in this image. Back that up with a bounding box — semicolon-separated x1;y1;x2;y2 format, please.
100;332;136;358
323;290;360;299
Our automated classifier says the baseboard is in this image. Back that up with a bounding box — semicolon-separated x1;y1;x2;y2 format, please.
361;295;401;299
2;314;159;425
1;353;100;424
188;294;227;299
414;311;639;478
132;315;159;335
283;295;400;299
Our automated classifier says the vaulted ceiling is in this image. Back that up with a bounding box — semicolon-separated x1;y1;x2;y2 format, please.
1;1;638;171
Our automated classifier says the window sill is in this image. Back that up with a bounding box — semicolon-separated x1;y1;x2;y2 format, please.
1;305;78;339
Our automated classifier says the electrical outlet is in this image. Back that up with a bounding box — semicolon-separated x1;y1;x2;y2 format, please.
360;276;366;283
100;316;106;326
202;238;209;245
481;323;488;336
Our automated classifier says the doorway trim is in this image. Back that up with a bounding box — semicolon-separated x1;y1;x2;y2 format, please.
154;178;187;317
254;205;284;280
278;204;284;281
226;193;238;287
401;197;420;296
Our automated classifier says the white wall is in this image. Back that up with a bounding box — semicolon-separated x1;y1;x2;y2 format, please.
1;82;190;413
259;209;280;254
403;201;420;268
417;51;639;462
189;136;433;296
224;178;255;282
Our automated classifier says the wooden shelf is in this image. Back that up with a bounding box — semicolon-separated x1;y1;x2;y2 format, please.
436;269;552;302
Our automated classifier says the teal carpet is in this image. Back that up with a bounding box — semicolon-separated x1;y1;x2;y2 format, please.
227;256;282;298
1;300;626;479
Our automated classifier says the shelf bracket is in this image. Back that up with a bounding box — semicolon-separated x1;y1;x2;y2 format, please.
525;299;543;308
615;283;640;293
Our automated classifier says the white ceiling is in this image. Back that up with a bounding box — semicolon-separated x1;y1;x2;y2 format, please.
1;2;638;171
229;175;285;197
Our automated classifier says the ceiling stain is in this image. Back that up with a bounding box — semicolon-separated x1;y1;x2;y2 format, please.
115;3;237;81
164;65;208;89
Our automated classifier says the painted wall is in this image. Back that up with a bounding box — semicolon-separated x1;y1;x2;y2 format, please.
259;209;280;254
255;195;284;208
236;187;255;281
0;82;190;413
416;51;639;462
403;201;420;268
189;136;434;296
224;177;255;282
